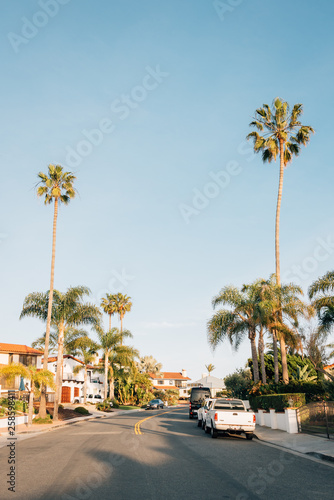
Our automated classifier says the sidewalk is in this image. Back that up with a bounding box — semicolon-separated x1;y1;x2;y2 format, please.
255;425;334;463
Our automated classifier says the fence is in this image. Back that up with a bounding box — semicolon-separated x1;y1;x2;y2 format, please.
297;401;334;439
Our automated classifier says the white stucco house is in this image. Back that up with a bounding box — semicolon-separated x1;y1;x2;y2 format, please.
148;369;191;398
46;355;106;403
0;343;44;396
188;375;226;397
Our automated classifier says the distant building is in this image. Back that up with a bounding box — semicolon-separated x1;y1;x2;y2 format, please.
148;369;191;398
188;375;226;397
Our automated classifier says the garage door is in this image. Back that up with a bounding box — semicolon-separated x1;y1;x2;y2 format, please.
61;386;71;403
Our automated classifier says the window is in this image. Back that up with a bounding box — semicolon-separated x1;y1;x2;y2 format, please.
169;380;173;385
158;380;164;385
19;355;36;367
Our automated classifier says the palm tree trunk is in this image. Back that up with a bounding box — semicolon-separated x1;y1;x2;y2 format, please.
109;365;114;400
258;327;266;384
273;331;279;383
120;314;123;345
40;197;59;419
274;140;289;383
109;314;111;332
104;350;109;400
84;367;87;405
28;382;34;426
54;322;64;422
249;328;259;383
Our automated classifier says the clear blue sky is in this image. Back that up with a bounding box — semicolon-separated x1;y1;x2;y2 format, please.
1;0;334;381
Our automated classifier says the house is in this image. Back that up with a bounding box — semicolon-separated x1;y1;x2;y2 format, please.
149;369;191;398
324;363;334;381
46;355;105;403
0;343;43;396
188;375;226;397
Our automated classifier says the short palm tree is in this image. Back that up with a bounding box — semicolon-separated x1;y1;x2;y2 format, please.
32;327;88;356
137;356;162;375
253;275;311;383
70;337;100;404
247;99;314;380
36;164;76;418
0;364;55;426
95;325;133;400
207;285;261;382
20;286;101;421
309;271;334;334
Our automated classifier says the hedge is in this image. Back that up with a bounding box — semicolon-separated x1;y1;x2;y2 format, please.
249;393;305;412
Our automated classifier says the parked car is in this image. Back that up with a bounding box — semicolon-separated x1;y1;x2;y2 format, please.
74;394;104;404
204;398;256;439
146;399;164;410
197;398;214;428
189;387;211;419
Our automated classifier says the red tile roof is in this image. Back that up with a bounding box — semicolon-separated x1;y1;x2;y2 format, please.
149;372;190;380
44;355;84;365
0;343;43;355
324;363;334;370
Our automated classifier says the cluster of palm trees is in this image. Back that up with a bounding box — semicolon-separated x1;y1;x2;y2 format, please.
208;98;333;385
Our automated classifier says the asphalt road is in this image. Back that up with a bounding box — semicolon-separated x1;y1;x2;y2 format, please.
1;407;334;500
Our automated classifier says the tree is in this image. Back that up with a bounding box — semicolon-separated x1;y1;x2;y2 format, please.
0;364;55;426
112;293;132;343
32;327;88;356
100;294;118;331
207;285;261;382
224;368;252;399
20;286;101;421
205;363;215;375
303;327;334;382
95;326;133;400
36;164;76;418
309;271;334;334
70;337;100;404
137;356;162;374
249;276;311;384
247;98;314;382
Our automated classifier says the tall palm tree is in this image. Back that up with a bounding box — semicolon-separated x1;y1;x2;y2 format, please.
95;325;133;400
111;293;132;344
205;363;215;375
70;337;100;404
100;294;118;331
20;286;101;421
309;271;334;334
0;363;55;426
36;164;76;418
207;285;261;382
247;98;314;382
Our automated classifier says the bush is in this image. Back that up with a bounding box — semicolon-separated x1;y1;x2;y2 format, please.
96;398;119;411
33;415;53;424
74;406;90;415
249;393;305;412
224;368;253;399
58;404;64;410
250;380;330;403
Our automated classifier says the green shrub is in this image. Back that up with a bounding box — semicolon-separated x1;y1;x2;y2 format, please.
250;393;305;412
74;406;90;415
58;404;64;410
33;415;53;424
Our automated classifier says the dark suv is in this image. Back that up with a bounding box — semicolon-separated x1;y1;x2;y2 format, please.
189;387;211;419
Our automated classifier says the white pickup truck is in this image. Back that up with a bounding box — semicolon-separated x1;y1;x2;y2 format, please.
204;398;256;440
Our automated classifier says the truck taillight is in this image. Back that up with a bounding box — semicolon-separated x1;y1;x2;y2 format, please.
214;412;218;421
253;414;256;423
189;403;191;408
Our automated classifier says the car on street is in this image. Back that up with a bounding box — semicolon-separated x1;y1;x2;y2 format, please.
146;399;164;410
204;398;256;439
189;386;211;419
197;398;214;428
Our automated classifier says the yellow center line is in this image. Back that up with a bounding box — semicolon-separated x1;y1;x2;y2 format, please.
134;409;180;435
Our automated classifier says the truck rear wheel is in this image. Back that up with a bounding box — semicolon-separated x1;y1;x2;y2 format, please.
245;433;253;440
205;422;210;434
211;425;218;438
197;418;202;427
